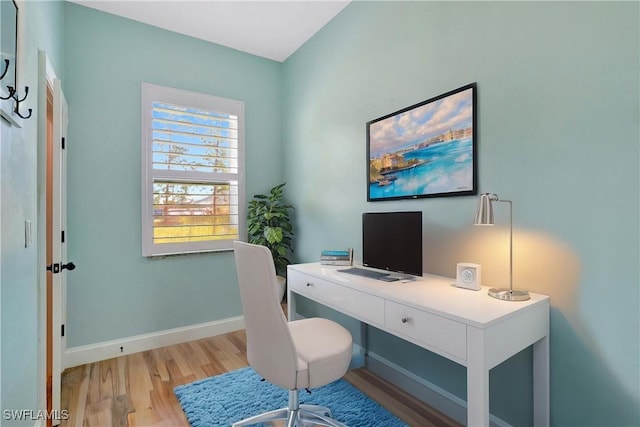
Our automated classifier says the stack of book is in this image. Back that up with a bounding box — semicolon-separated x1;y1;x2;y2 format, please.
320;249;353;266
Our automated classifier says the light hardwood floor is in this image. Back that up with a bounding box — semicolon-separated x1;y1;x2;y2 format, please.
60;330;461;427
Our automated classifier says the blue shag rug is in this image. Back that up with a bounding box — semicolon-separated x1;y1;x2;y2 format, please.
174;367;407;427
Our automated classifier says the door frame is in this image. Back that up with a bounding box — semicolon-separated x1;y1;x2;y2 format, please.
37;50;65;425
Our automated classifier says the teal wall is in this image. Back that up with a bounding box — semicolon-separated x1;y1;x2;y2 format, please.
1;0;64;423
63;3;283;347
282;2;639;426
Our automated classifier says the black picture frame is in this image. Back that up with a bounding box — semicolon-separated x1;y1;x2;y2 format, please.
367;83;477;201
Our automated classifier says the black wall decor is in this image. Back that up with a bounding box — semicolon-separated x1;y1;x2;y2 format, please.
1;0;31;125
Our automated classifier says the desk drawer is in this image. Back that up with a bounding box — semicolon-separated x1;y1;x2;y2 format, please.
289;271;385;326
385;300;467;360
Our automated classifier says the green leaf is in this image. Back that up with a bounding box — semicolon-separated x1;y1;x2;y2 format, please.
264;227;283;244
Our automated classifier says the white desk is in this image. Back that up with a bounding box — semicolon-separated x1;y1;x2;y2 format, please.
287;263;550;427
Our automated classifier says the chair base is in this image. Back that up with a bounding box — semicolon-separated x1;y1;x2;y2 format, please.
232;389;347;427
231;404;346;427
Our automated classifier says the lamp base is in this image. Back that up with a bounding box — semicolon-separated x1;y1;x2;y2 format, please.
488;288;530;301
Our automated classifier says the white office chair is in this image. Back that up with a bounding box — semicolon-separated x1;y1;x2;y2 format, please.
232;241;353;427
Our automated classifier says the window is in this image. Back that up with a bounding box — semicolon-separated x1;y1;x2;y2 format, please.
141;83;245;256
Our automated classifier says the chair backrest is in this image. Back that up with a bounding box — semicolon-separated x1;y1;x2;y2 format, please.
232;241;299;390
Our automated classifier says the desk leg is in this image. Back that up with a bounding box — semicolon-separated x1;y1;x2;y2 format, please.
287;290;297;320
350;321;367;368
533;335;550;427
467;327;489;427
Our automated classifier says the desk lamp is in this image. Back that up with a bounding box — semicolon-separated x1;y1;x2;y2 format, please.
473;193;530;301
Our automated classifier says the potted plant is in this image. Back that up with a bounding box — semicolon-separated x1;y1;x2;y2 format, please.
247;183;294;301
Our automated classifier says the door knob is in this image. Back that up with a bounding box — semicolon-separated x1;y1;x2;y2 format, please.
61;262;76;271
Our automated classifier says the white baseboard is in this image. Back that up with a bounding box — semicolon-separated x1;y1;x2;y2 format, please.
366;351;511;427
64;316;244;369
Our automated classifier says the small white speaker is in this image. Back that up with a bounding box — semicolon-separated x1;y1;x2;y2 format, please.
456;263;481;291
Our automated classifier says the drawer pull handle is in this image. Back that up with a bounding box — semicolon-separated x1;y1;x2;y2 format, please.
306;282;313;287
401;316;409;324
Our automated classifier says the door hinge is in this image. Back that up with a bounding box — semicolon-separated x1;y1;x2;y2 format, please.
61;324;65;337
61;137;66;149
61;230;65;243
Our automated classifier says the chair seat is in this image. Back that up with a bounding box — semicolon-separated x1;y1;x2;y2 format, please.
289;317;352;389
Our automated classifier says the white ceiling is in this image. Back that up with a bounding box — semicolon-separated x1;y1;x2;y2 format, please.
68;0;351;62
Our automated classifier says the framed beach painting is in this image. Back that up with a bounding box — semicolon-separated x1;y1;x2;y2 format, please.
367;83;477;201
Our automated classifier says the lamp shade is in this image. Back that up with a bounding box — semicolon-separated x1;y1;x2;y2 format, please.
473;193;495;225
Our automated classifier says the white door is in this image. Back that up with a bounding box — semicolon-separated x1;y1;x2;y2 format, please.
49;77;71;424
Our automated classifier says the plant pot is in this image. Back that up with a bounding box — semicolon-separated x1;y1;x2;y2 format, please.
276;275;286;302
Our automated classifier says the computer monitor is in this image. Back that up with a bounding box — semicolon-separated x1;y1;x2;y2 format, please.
362;211;423;277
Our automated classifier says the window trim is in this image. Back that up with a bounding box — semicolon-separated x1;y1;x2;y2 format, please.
141;82;245;257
